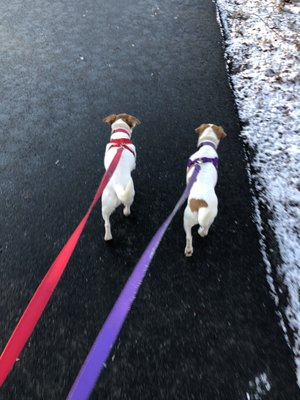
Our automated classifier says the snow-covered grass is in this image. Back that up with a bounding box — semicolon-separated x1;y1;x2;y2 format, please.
214;0;300;384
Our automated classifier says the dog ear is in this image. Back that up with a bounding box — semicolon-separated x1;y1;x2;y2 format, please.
213;125;227;139
119;114;141;128
103;114;118;125
127;115;141;127
195;123;209;136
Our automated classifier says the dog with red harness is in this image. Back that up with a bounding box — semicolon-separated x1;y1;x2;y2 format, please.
102;113;140;241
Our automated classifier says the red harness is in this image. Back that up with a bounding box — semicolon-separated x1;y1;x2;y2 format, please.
109;129;136;157
112;128;131;136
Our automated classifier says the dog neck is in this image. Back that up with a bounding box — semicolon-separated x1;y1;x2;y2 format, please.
110;119;132;140
197;132;219;149
198;141;216;150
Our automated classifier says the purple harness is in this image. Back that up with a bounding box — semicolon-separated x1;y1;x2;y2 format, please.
187;141;219;170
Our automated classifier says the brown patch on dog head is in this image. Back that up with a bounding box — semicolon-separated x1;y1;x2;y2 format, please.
195;123;210;137
103;114;118;125
103;113;140;128
211;125;227;139
189;198;208;213
116;113;141;128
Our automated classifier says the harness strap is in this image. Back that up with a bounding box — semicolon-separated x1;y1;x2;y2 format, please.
109;138;132;146
198;141;216;150
112;128;131;136
187;156;219;170
109;143;135;157
108;138;135;157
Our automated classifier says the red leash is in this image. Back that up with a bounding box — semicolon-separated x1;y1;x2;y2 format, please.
0;147;123;386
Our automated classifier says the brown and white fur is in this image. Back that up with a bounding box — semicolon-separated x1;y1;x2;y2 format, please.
102;113;140;241
184;124;226;256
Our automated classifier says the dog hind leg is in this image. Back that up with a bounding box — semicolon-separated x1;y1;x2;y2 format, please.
123;182;135;217
102;191;118;241
198;208;214;237
102;210;113;241
198;225;209;237
122;180;135;217
184;206;194;257
115;180;135;217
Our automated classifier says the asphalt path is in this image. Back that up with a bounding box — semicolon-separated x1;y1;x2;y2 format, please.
1;0;299;399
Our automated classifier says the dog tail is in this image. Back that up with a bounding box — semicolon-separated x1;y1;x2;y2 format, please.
114;180;134;203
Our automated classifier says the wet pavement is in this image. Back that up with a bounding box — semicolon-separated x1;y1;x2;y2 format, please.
0;0;299;399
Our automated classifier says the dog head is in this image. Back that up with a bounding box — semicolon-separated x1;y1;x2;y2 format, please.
195;123;227;148
103;113;141;131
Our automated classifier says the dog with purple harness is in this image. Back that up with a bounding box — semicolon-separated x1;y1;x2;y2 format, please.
184;123;226;256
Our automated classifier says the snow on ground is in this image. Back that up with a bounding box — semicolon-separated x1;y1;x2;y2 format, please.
214;0;300;384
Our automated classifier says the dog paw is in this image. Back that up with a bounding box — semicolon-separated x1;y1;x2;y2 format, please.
104;233;112;241
198;227;208;237
185;247;193;257
123;207;131;217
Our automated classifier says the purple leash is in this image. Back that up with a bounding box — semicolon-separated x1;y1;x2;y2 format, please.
67;164;200;400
